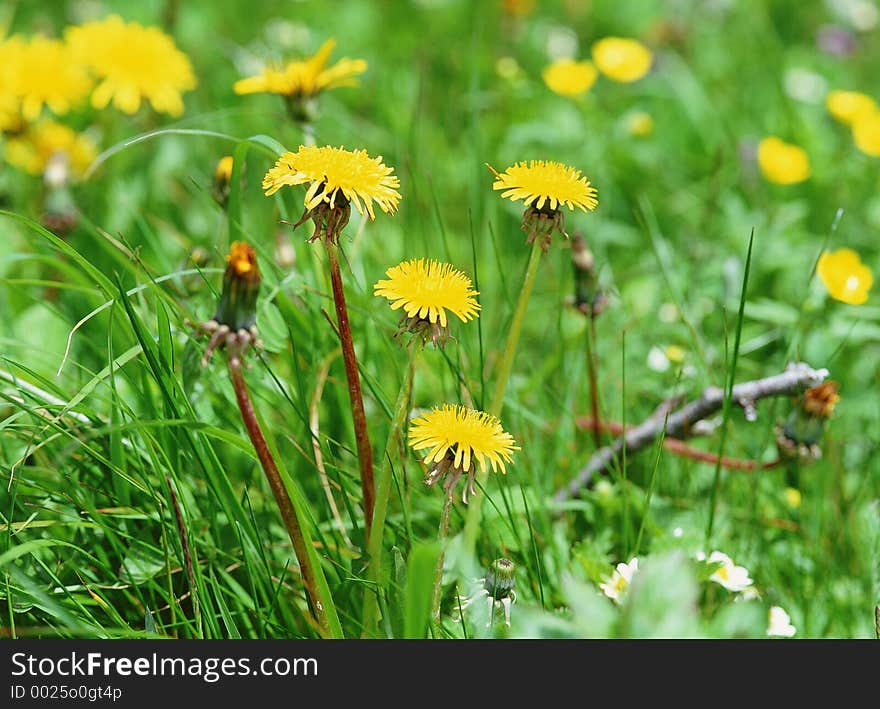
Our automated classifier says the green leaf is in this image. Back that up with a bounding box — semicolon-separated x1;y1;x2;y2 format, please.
403;542;440;639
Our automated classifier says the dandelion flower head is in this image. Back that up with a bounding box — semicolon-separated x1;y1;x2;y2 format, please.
262;145;401;220
374;259;480;328
826;90;876;126
756;136;811;185
490;160;598;212
13;35;93;122
5;120;97;178
409;405;518;502
542;58;598;97
591;37;653;83
817;248;873;305
66;15;197;116
234;39;366;98
852;109;880;157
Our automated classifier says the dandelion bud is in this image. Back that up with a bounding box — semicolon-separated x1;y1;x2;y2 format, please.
214;241;262;331
484;557;516;600
777;381;839;462
213;155;234;207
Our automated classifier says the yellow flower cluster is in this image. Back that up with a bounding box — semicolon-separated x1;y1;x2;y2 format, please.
542;36;652;99
826;89;880;157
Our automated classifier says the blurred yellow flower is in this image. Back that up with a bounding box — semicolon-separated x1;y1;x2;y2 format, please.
262;145;401;220
234;39;366;98
817;248;873;305
783;487;802;510
825;90;876;126
374;259;480;328
67;15;196;116
626;111;654;137
542;58;598;97
756;137;810;185
489;160;598;212
5;120;97;178
0;37;24;130
591;37;652;83
14;35;92;122
215;155;234;183
852;109;880;157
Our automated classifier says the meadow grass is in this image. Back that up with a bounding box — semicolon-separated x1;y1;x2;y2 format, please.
1;0;878;639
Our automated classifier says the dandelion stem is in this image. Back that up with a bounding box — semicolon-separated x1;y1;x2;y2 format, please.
228;355;340;638
431;489;455;625
325;242;376;536
363;342;421;636
165;474;201;638
463;238;543;552
585;313;603;449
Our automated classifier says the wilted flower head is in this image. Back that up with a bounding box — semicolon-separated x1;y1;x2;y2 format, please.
756;136;811;185
542;58;598;97
455;557;518;628
263;145;401;243
374;259;480;347
488;160;598;249
767;606;797;637
591;37;653;83
200;242;263;365
706;551;753;593
408;404;519;503
817;248;873;305
778;381;840;462
67;15;196;116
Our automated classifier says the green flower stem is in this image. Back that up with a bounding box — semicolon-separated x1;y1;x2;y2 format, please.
431;488;455;626
362;342;421;636
228;356;341;638
462;238;543;552
325;242;376;535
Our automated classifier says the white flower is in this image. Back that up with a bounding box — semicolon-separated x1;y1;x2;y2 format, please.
707;551;753;592
599;558;639;603
672;527;684;538
767;606;797;637
647;346;670;372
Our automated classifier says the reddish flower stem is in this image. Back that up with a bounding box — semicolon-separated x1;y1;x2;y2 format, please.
325;243;375;535
228;355;331;636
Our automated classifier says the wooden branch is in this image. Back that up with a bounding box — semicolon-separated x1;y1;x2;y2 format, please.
554;362;828;503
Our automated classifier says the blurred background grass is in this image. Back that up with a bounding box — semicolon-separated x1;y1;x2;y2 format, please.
1;0;878;638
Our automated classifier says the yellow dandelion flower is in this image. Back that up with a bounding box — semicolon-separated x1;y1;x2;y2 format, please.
852;109;880;157
0;37;24;131
234;38;366;98
66;15;196;116
542;58;598;97
756;137;810;185
626;111;654;137
591;37;653;83
374;259;480;328
215;155;234;183
816;248;873;305
15;35;92;122
262;145;401;220
826;90;876;126
408;404;519;502
5;120;97;178
489;160;598;212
